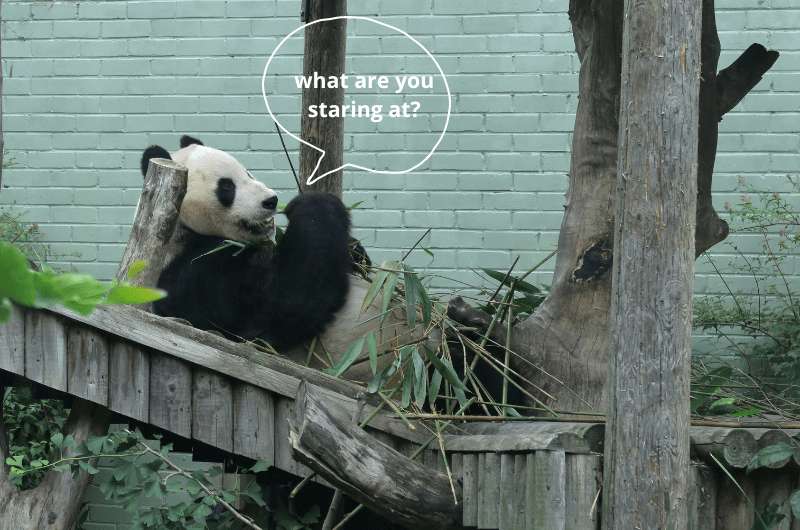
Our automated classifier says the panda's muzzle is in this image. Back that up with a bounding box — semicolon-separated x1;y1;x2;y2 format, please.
262;196;278;210
238;216;275;236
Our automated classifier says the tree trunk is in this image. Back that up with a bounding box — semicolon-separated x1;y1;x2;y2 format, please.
509;0;778;414
299;0;347;197
0;158;188;529
601;0;701;528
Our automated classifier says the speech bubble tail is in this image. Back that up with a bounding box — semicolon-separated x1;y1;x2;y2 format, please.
305;164;349;186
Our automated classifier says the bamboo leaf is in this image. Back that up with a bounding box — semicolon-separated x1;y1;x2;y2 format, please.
412;348;427;408
382;271;399;318
366;331;378;374
401;365;413;409
126;260;148;280
790;490;800;518
403;265;418;328
428;367;443;409
106;284;167;305
747;443;796;473
361;269;389;313
0;242;36;306
422;347;466;391
325;336;366;377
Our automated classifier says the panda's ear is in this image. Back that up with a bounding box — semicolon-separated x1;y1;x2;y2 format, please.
140;145;172;177
180;135;204;148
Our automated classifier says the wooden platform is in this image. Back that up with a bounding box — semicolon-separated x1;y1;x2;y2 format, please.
2;303;800;530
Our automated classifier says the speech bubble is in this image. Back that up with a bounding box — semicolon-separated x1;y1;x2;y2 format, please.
261;16;452;186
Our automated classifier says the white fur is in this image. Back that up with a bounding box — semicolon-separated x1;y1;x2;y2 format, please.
173;144;277;244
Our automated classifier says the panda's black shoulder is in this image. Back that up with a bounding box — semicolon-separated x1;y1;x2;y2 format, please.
140;145;171;176
180;135;204;148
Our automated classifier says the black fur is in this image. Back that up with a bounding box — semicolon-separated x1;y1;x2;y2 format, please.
140;145;171;177
155;192;352;351
180;135;204;148
215;178;236;208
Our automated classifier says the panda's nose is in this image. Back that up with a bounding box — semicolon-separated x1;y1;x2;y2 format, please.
262;196;278;210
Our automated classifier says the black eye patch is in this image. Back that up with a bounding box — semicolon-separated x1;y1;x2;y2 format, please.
216;178;236;208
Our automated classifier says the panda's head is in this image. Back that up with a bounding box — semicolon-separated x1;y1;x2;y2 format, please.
141;136;278;244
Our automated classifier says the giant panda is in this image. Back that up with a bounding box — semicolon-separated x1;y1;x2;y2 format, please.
141;136;416;380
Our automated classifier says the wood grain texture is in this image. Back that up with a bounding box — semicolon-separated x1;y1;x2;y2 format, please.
754;469;793;530
149;354;192;438
0;304;25;374
289;382;461;530
565;454;601;530
498;453;516;530
108;341;150;422
529;451;567;530
116;158;188;297
67;327;109;405
233;383;275;463
692;427;758;469
513;454;528;530
602;0;702;528
24;311;67;390
716;471;755;530
478;452;500;529
299;0;347;196
192;368;234;452
462;453;479;528
689;464;717;530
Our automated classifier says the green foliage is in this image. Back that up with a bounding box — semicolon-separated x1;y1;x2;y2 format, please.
0;241;165;323
1;386;69;490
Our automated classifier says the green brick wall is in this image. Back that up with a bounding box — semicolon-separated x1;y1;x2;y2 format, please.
1;0;798;296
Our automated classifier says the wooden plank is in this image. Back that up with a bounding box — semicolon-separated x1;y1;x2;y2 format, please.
499;453;515;530
514;454;528;530
67;327;109;405
451;453;462;487
108;341;149;422
452;422;604;453
233;383;275;463
689;464;717;530
716;471;755;530
149;354;192;438
530;451;566;530
754;469;793;530
0;304;25;374
525;453;536;530
478;452;500;529
24;311;67;390
192;368;234;452
565;454;601;530
46;306;427;445
462;453;479;528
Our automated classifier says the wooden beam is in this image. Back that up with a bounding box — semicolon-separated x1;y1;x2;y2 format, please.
603;0;702;529
299;0;347;196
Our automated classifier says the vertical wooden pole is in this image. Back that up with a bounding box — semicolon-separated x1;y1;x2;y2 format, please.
299;0;347;197
602;1;702;529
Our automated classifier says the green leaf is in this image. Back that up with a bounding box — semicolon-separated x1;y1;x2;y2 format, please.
325;336;365;377
250;460;270;473
412;349;427;408
0;298;11;324
790;490;800;519
0;242;36;306
361;268;389;313
381;271;399;318
482;268;543;295
403;265;418;328
86;436;105;455
126;260;148;280
428;368;442;409
709;397;736;412
747;443;796;472
401;365;413;409
106;284;166;305
422;348;466;391
366;331;378;374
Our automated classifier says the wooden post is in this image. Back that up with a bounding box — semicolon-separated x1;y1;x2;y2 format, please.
602;1;702;529
299;0;347;197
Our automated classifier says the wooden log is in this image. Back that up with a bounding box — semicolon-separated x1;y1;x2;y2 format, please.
24;311;67;391
478;452;500;529
716;470;755;530
149;354;192;438
499;453;516;530
192;368;234;452
116;158;188;298
289;382;462;530
565;454;601;530
757;430;794;469
66;327;109;406
0;304;25;374
528;451;567;530
462;453;479;528
689;463;717;530
754;469;793;530
108;341;149;422
233;383;275;463
275;396;313;478
692;428;758;469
